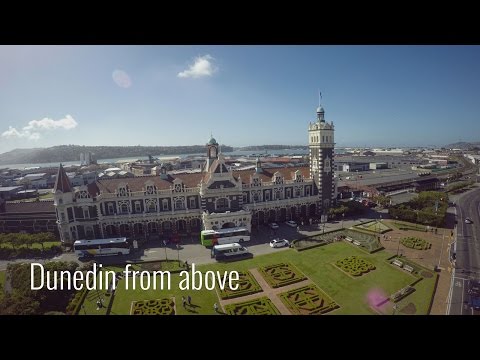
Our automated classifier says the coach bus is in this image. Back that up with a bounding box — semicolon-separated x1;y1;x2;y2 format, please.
200;227;250;246
74;237;130;258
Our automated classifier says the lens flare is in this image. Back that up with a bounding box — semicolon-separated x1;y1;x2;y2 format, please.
112;69;132;88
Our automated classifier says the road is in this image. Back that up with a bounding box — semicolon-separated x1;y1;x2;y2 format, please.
447;186;480;315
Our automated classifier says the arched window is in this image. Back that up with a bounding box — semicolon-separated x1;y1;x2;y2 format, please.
175;199;184;210
148;202;156;212
121;203;129;214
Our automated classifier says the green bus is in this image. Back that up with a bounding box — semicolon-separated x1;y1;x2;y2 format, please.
200;227;250;246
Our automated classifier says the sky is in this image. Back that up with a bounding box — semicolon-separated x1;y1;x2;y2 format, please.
1;45;480;154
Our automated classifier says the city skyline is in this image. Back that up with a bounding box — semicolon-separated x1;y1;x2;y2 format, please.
1;45;480;154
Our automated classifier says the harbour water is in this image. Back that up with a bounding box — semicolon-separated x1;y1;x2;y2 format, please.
0;148;346;170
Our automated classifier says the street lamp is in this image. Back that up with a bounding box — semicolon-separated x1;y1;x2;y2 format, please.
163;239;168;260
396;234;401;257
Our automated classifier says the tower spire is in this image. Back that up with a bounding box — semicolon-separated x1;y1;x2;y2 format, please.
54;163;73;193
318;89;322;107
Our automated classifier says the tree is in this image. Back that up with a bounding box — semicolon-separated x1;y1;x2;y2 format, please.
373;194;390;207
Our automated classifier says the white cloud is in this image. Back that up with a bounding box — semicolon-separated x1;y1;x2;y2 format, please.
1;115;78;140
178;55;217;79
112;69;132;88
24;115;78;131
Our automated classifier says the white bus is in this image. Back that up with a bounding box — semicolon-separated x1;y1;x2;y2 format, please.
200;227;250;246
74;237;130;258
211;243;249;260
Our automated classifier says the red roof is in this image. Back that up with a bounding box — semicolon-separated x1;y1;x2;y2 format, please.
233;166;310;184
94;166;311;194
96;172;205;193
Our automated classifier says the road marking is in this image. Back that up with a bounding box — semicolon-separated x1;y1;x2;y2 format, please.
461;278;465;315
455;281;462;287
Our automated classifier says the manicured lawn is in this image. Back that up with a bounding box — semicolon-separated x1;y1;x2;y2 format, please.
398;272;437;315
78;266;127;315
108;242;436;315
388;220;426;232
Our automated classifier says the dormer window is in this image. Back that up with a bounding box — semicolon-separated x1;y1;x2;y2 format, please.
174;183;182;192
76;190;89;199
146;185;156;195
118;187;128;197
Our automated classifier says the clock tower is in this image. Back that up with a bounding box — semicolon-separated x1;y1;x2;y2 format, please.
308;104;335;217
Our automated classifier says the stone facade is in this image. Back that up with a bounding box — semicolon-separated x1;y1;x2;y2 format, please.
54;106;336;243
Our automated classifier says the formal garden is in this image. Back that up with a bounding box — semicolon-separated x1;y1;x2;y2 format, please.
224;297;280;315
217;271;262;300
130;298;175;315
258;263;306;288
279;284;339;315
99;241;436;315
292;227;383;253
400;237;431;250
335;256;376;277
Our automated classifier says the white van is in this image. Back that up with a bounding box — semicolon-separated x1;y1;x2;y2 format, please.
211;243;249;260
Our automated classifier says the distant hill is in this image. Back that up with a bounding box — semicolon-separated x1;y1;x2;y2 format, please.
445;141;480;150
235;145;307;151
0;144;234;165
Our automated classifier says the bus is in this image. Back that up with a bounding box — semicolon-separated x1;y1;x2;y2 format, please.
74;237;131;258
200;227;250;246
211;243;250;261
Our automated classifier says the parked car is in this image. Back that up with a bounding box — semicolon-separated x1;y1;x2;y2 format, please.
269;239;290;248
285;220;297;228
468;280;480;310
465;217;473;224
269;222;279;230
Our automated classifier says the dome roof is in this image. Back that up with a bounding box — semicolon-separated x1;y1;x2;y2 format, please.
316;106;325;113
208;137;217;145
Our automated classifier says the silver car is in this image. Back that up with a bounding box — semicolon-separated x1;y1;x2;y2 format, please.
269;239;290;248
